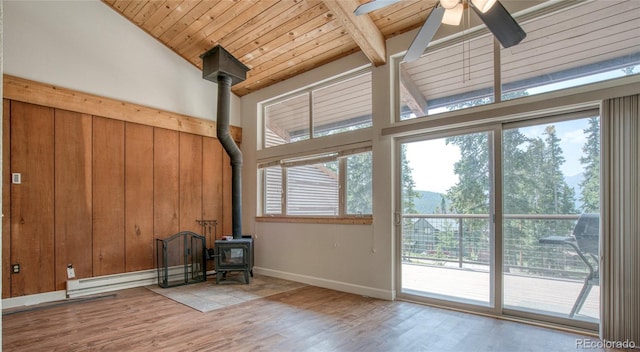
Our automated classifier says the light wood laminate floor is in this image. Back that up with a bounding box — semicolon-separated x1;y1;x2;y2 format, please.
3;285;611;351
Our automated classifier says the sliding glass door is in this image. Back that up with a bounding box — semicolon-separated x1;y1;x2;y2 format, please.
399;130;494;307
397;113;600;327
502;116;600;323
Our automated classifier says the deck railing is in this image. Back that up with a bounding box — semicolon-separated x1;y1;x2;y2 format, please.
401;213;592;280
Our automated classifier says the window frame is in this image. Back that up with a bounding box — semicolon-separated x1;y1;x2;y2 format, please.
257;67;374;224
258;148;373;223
260;67;372;150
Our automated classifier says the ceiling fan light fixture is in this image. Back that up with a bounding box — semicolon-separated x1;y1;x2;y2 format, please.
439;0;460;10
471;0;497;13
441;3;463;25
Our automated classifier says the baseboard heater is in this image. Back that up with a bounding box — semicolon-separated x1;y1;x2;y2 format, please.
66;266;192;298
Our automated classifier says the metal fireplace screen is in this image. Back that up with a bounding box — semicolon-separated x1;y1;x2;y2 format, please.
156;231;206;288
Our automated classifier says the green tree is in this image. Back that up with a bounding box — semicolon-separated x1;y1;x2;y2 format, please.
579;117;600;212
503;129;530;214
502;125;577;270
445;133;489;214
400;144;421;261
520;126;576;241
439;195;447;214
542;126;566;213
345;152;373;214
401;144;421;215
445;132;490;263
502;128;534;268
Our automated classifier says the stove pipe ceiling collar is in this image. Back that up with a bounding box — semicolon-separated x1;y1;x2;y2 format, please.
201;45;249;86
201;45;249;239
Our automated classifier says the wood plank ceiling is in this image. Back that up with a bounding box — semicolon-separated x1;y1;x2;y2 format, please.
102;0;438;96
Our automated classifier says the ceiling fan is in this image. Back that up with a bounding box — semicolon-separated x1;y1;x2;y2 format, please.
355;0;526;62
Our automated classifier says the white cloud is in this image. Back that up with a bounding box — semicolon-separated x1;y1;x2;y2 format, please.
405;138;461;193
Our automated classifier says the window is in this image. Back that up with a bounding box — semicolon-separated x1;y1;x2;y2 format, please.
260;150;372;217
262;70;372;148
259;69;373;219
263;166;282;215
398;1;640;120
501;1;640;100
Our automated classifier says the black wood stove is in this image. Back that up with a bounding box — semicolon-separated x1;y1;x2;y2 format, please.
214;237;253;284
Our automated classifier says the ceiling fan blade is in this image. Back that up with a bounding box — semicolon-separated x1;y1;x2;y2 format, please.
403;6;446;63
354;0;402;16
471;0;526;48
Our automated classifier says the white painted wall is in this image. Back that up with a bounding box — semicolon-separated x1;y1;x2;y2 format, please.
2;0;241;126
242;48;397;299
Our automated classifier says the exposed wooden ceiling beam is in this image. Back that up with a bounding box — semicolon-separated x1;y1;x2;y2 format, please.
321;0;387;66
399;66;428;116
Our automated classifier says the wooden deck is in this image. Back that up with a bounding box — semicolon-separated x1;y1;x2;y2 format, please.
402;263;599;321
2;283;609;352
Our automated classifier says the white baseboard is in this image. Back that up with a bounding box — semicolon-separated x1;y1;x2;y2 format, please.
253;267;395;300
2;290;67;309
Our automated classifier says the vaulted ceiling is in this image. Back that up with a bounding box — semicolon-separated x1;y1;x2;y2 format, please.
102;0;439;96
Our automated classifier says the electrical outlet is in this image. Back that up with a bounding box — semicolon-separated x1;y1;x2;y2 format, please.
67;264;76;279
12;264;20;273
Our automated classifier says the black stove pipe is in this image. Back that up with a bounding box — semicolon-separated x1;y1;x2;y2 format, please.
201;45;249;240
216;74;243;239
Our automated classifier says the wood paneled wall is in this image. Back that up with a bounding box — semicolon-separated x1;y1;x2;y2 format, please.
9;101;56;296
2;99;232;297
3;100;12;299
54;109;93;292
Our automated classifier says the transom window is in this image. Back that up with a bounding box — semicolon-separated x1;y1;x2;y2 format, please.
262;70;372;148
399;0;640;120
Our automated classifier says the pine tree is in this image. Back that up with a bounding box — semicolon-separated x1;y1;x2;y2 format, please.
539;126;576;238
445;133;489;214
345;152;373;214
401;144;421;215
445;132;490;262
579;117;600;213
543;126;565;213
502;128;533;268
503;129;530;214
400;144;421;258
